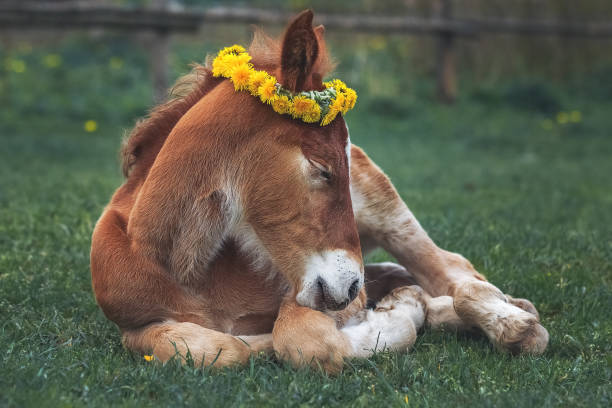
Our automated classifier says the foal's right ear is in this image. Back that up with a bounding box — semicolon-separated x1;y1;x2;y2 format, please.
280;10;319;93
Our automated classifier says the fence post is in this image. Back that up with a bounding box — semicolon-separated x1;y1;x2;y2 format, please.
436;0;456;103
150;0;170;104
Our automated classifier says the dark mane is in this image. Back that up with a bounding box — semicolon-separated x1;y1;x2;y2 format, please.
120;64;221;178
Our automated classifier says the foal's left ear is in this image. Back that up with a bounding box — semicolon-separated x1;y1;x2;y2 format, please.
280;10;319;93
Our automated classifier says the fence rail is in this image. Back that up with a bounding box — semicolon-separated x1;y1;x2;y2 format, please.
3;3;612;36
2;2;611;102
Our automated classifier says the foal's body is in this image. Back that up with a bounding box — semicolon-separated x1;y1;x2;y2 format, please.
91;11;547;373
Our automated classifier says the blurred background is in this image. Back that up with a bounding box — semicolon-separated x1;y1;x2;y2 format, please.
2;0;612;129
1;2;612;406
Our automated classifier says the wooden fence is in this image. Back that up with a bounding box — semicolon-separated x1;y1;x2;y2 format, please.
2;0;612;103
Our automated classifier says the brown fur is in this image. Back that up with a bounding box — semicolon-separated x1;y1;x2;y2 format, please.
92;9;365;369
91;10;548;373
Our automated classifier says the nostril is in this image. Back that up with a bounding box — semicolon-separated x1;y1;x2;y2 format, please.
348;279;360;301
316;277;326;300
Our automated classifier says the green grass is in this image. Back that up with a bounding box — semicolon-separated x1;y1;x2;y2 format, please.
1;62;612;406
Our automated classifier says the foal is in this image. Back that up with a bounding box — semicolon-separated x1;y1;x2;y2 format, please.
91;10;548;373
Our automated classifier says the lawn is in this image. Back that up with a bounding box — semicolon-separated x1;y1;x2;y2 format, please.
1;46;611;406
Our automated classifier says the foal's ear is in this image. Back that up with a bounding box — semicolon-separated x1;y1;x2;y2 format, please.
280;10;319;93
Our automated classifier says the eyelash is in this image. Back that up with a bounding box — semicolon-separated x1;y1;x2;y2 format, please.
309;160;332;182
319;169;332;181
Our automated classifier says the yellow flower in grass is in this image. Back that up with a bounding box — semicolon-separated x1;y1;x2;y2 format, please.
258;76;278;104
272;95;292;115
230;63;252;91
569;110;582;123
556;111;569;125
144;355;155;362
84;120;98;133
248;70;269;96
8;59;26;73
43;54;62;68
109;56;123;70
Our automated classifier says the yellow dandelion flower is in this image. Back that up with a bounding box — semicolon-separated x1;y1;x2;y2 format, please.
258;77;278;104
212;55;231;77
8;59;26;73
143;355;155;362
541;119;553;130
212;53;251;78
325;79;347;93
84;120;98;133
323;80;339;91
292;96;315;119
569;110;582;123
248;70;269;96
330;93;346;113
43;54;62;68
272;95;292;115
223;55;248;73
210;45;356;125
369;36;387;51
320;109;339;126
556;111;569;125
109;56;123;70
230;63;252;91
344;88;357;110
219;45;246;57
233;53;251;66
302;103;321;123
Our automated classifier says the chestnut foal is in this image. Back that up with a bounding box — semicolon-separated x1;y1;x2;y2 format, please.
91;11;548;373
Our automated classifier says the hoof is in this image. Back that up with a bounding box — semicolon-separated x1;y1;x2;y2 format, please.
453;281;549;355
506;295;540;321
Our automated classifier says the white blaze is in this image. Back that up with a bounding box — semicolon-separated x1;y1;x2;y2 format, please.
345;124;351;170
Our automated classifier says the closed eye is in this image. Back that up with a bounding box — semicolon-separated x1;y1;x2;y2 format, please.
308;159;332;182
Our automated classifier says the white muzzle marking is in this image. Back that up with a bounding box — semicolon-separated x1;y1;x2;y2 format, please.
296;249;364;309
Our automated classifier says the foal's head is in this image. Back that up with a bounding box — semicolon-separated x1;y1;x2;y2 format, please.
216;11;363;311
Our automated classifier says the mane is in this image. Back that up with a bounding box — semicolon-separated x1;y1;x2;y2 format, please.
120;28;335;180
119;64;220;178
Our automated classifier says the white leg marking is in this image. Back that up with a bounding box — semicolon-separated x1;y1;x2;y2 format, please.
345;124;351;170
341;286;425;357
453;281;549;354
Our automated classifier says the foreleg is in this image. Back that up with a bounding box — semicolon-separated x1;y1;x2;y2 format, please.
123;322;272;367
272;286;428;372
350;145;548;354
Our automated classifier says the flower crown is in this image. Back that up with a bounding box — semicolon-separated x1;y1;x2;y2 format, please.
211;45;357;126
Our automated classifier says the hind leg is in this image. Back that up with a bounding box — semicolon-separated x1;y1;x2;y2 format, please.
364;262;418;305
351;145;548;354
340;285;426;357
366;262;467;331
